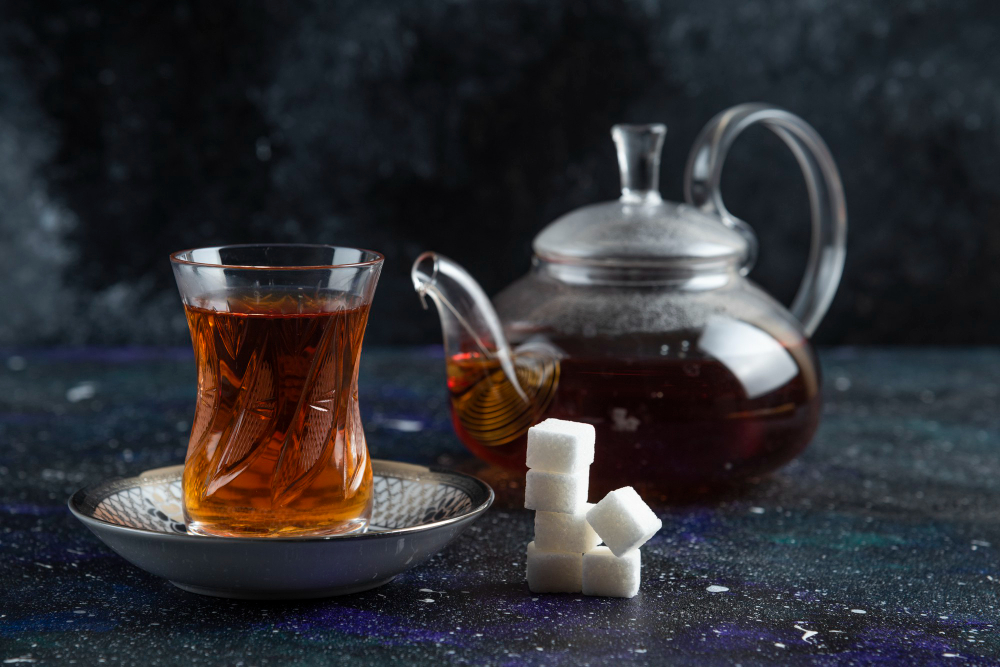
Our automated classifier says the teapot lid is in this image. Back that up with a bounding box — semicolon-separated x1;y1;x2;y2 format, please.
533;124;750;268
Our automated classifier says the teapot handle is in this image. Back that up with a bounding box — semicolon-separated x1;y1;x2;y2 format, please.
683;103;847;337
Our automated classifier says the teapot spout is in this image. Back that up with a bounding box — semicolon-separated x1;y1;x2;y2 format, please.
411;252;527;402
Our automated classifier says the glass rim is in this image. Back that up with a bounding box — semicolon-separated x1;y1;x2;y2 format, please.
169;243;385;270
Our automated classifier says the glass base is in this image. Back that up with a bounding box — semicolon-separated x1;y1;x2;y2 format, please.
186;516;369;538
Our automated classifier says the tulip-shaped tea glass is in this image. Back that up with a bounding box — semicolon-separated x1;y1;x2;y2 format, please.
171;245;383;537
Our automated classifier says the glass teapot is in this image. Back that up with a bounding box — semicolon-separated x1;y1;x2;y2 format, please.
412;103;846;497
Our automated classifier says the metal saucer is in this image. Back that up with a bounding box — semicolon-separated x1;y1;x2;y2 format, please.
68;460;493;599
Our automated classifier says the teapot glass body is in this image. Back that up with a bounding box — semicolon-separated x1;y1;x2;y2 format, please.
466;260;821;497
416;104;845;498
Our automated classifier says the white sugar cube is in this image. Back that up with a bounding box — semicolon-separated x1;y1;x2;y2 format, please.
534;504;602;553
582;545;641;598
526;418;595;473
524;469;588;513
526;541;582;593
586;486;662;557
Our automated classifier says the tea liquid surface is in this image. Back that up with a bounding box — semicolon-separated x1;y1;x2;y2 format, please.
183;289;372;537
448;332;821;498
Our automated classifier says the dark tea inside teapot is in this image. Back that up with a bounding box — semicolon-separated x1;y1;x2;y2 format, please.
414;103;846;498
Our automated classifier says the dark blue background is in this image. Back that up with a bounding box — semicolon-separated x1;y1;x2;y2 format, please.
1;0;996;346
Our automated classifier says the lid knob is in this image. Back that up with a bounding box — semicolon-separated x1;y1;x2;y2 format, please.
611;124;666;204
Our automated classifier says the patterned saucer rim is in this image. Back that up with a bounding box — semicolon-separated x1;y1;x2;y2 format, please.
68;459;494;543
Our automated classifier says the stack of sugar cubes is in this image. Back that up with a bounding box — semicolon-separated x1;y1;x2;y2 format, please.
524;418;662;598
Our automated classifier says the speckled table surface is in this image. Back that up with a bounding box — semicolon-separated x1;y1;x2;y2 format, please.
1;347;998;666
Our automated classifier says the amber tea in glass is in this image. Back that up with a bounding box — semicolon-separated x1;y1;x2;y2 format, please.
171;245;383;537
446;331;820;498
